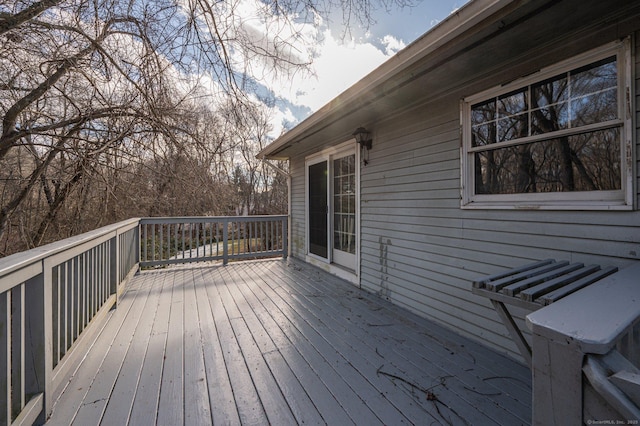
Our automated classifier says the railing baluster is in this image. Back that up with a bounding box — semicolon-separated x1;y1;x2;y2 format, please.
66;260;72;352
91;247;96;320
79;253;85;334
73;257;79;341
100;243;105;303
96;246;101;309
55;265;62;365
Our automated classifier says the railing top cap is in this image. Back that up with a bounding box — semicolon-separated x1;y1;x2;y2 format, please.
526;263;640;354
139;215;287;224
0;218;140;277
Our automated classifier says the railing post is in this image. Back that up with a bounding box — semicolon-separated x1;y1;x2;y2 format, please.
222;218;229;265
282;217;288;259
23;265;51;423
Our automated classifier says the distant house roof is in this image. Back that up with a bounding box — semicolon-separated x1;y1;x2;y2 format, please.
258;0;631;160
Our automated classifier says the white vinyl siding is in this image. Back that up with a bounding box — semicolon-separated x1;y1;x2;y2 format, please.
358;93;639;360
287;31;640;361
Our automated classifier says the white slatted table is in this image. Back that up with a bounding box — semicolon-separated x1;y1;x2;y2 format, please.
472;259;618;367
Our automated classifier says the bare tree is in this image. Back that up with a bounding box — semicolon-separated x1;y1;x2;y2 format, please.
0;0;410;255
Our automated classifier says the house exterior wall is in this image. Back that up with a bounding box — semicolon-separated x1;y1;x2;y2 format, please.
287;26;640;360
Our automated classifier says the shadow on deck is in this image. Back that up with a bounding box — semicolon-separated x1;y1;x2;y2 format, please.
47;258;531;425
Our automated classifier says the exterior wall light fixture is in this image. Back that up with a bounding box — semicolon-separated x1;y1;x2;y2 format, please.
353;126;372;166
352;127;372;150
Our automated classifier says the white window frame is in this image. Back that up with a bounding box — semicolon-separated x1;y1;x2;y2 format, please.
460;39;634;210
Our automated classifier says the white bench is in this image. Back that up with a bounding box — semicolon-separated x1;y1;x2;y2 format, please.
472;259;617;367
526;263;640;424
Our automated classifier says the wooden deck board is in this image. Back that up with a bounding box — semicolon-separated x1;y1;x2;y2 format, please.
101;271;162;426
267;261;531;423
128;272;171;426
183;269;211;425
48;258;532;425
192;268;241;426
254;262;509;424
52;270;155;426
227;269;352;425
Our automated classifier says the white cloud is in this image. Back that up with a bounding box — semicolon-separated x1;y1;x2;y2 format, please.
293;30;390;111
381;35;406;56
261;28;400;137
176;0;404;138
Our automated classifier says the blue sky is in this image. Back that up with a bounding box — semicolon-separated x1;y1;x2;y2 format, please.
263;0;468;136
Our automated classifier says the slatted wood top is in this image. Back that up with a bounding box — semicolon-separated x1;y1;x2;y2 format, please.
47;258;531;425
472;259;618;310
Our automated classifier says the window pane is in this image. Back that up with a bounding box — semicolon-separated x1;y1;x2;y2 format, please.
498;89;527;117
498;113;528;141
471;99;495;126
472;122;496;147
333;154;356;254
531;103;569;134
474;128;621;194
570;57;617;127
570;57;617;99
570;88;617;127
533;74;568;108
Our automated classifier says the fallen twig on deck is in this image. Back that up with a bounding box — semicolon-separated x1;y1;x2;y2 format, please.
376;366;469;426
482;375;530;387
463;385;502;396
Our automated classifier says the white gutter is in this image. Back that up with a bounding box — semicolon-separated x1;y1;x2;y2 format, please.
258;0;520;159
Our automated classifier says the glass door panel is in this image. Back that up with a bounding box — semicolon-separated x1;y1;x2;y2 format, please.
332;154;356;269
308;161;328;258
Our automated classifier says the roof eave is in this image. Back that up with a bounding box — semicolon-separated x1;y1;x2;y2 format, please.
258;0;519;160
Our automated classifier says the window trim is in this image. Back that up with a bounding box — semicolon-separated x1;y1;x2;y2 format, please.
460;39;634;210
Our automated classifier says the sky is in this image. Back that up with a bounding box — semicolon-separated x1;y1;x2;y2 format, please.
262;0;469;138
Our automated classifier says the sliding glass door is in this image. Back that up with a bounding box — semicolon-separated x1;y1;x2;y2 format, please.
307;148;357;272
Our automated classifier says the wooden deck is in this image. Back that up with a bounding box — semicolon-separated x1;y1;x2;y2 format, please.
46;258;531;425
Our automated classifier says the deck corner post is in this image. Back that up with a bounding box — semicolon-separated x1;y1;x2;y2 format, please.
530;330;584;425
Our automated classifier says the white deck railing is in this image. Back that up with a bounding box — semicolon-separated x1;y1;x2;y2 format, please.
0;215;287;425
527;263;640;425
139;215;288;267
0;219;139;425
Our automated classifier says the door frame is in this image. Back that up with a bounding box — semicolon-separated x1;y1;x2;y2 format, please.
304;140;360;285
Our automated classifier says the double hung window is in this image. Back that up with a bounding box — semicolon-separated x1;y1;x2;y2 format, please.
461;40;632;209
